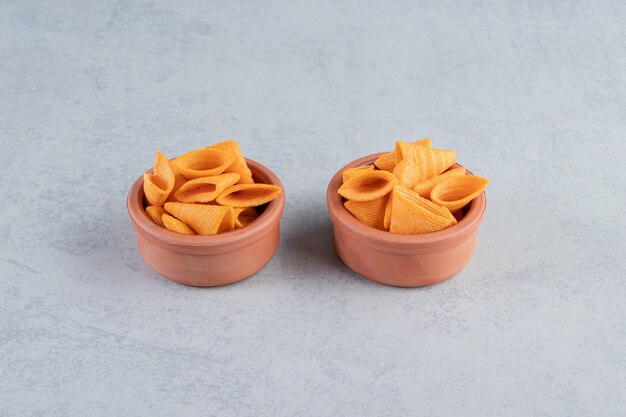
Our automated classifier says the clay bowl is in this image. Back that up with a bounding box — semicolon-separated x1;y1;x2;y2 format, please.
326;153;486;287
127;158;285;286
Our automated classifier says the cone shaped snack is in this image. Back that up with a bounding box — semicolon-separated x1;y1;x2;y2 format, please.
374;138;431;171
145;206;167;227
392;158;421;189
344;196;388;231
372;151;395;172
216;184;282;207
393;138;433;162
218;206;235;233
172;148;235;179
143;150;176;207
225;156;254;184
164;202;230;235
162;213;196;235
209;141;254;184
174;173;240;203
383;187;395;230
209;140;243;156
338;171;398;202
233;207;259;228
430;175;489;212
399;147;456;183
166;173;188;203
342;164;375;183
413;166;467;198
388;185;456;234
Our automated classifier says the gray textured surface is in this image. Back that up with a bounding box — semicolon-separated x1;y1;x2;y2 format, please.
1;1;625;416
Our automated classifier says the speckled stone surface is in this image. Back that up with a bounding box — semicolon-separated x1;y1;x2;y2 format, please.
1;1;625;416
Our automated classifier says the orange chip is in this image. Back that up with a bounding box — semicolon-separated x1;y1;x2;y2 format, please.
166;173;188;203
174;173;240;203
400;147;456;183
209;140;243;156
430;175;489;212
383;182;456;230
344;196;388;230
374;138;431;171
162;213;196;235
171;148;235;179
164;202;230;235
233;207;258;228
372;151;396;172
392;158;421;189
209;140;254;184
143;150;176;207
218;206;235;233
384;185;456;230
413;166;467;198
145;206;166;227
338;171;398;202
394;138;433;163
342;164;375;183
388;185;456;234
383;194;392;230
216;184;282;207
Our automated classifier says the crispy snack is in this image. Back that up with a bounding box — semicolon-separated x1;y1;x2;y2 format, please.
145;206;167;227
233;207;259;228
430;175;489;212
143;150;176;207
337;171;398;202
209;140;254;184
218;206;236;233
166;173;188;203
342;164;375;183
216;184;282;207
164;202;230;235
374;138;431;171
398;146;456;183
210;140;243;156
172;148;235;179
344;196;388;231
388;185;456;234
162;213;196;235
174;173;240;203
384;185;456;230
383;187;394;230
413;166;467;198
392;158;421;189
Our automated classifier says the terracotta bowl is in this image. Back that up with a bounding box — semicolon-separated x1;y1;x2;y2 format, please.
326;153;487;287
127;158;285;286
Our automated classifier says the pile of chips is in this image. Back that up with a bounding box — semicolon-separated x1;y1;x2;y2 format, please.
338;139;488;234
143;141;282;235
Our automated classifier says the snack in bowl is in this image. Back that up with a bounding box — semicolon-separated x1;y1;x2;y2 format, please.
339;139;488;234
326;139;488;287
127;140;285;286
142;141;282;236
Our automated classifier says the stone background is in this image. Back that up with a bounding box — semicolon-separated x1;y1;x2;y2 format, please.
1;1;625;416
